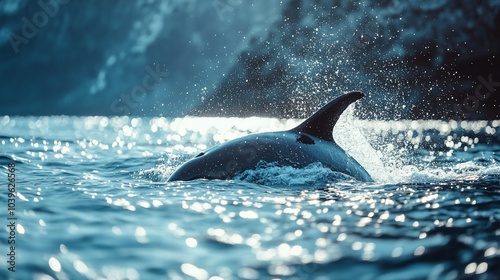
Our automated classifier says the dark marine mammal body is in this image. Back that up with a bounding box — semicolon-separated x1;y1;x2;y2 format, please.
168;92;373;182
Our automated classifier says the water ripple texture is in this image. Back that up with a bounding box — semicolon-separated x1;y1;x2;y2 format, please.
0;116;499;280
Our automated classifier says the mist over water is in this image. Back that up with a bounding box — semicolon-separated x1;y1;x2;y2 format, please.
1;1;498;118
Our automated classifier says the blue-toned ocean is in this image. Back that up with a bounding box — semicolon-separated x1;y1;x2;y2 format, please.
1;114;499;280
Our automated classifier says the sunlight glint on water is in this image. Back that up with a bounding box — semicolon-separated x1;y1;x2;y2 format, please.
0;115;498;279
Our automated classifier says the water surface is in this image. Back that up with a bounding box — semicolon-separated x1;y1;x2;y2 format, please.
0;115;499;279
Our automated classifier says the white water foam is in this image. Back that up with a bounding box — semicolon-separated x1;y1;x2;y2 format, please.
235;162;356;187
160;111;498;185
334;108;499;184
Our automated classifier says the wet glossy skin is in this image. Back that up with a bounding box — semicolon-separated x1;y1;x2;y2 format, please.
167;131;373;182
168;91;374;182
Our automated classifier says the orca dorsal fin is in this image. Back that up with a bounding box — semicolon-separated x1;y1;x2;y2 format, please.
290;91;364;142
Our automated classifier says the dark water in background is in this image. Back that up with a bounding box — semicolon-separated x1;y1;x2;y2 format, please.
0;115;499;280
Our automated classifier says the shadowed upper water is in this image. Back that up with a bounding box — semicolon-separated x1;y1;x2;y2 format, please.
0;115;499;280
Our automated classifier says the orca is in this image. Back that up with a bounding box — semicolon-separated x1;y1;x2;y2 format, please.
168;91;373;182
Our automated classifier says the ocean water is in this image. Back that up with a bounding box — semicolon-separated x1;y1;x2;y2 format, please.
0;114;499;280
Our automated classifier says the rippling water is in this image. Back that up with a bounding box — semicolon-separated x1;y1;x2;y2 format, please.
0;115;499;280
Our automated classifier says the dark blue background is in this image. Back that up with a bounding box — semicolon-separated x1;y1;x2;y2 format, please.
1;0;499;119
